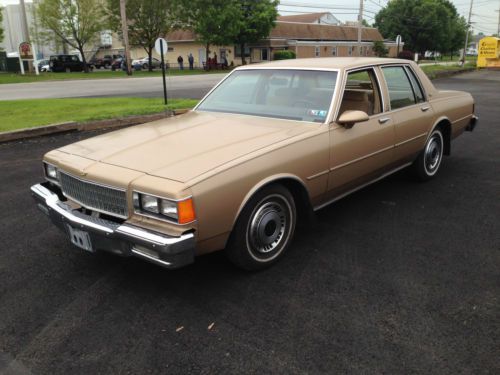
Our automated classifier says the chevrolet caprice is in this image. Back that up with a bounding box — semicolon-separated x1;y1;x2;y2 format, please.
31;58;477;270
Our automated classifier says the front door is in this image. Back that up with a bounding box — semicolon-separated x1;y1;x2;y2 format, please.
327;67;395;196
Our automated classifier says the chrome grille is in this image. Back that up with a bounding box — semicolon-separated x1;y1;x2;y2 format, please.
60;172;128;218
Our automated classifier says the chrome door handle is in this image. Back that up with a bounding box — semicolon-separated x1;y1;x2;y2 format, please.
421;106;430;112
378;117;390;124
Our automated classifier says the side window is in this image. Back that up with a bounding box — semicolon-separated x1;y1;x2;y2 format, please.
338;68;382;117
382;66;417;110
405;67;425;103
71;56;79;62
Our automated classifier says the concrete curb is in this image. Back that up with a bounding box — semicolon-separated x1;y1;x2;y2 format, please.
0;109;189;144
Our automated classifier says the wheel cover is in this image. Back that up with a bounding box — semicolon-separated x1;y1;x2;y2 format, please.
246;194;292;261
424;132;443;175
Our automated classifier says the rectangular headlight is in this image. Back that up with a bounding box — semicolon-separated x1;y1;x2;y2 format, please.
133;192;195;224
44;162;58;181
141;194;159;214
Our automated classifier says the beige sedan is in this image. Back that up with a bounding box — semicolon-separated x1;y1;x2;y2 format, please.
31;58;477;270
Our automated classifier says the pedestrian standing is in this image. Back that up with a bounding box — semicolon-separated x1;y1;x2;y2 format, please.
177;55;184;70
188;53;194;70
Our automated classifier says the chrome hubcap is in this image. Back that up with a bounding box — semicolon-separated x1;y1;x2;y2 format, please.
424;133;443;175
248;198;288;255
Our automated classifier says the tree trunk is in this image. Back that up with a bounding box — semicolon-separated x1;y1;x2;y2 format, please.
205;43;210;70
148;47;153;72
78;44;89;73
240;43;246;65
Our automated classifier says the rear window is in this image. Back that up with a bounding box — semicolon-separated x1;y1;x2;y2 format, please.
382;66;416;110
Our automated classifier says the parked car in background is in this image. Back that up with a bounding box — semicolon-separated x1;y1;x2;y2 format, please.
49;54;89;72
37;59;49;72
31;58;477;271
132;57;162;70
91;54;123;69
111;57;123;71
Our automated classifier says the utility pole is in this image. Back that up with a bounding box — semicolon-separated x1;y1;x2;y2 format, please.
462;0;474;65
120;0;133;75
19;0;33;72
357;0;364;56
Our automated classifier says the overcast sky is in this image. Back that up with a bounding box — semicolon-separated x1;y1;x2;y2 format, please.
1;0;498;35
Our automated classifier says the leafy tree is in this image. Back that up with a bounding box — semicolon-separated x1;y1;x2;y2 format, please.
233;0;278;65
36;0;104;72
372;41;388;57
174;0;240;65
273;50;295;60
106;0;173;72
0;7;4;47
374;0;466;55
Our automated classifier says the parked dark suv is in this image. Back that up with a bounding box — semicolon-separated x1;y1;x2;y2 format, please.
49;54;88;72
90;54;123;69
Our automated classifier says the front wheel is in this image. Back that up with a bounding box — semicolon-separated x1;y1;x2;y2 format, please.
225;185;296;271
412;128;444;181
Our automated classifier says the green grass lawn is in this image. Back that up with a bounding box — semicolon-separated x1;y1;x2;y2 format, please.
0;97;198;132
420;62;476;79
0;68;228;84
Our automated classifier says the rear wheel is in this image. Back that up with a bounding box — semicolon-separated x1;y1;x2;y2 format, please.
225;185;296;271
412;128;444;181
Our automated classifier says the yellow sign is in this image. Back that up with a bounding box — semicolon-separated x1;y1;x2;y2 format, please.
19;42;34;60
477;37;500;68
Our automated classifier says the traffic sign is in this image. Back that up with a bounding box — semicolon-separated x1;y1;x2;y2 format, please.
155;38;168;56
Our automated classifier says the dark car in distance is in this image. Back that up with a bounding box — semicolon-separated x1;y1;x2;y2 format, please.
91;54;123;69
49;54;89;72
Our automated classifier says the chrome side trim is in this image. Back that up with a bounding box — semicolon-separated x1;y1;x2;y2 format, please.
314;162;412;211
451;114;471;124
395;132;427;147
330;145;394;172
306;170;329;180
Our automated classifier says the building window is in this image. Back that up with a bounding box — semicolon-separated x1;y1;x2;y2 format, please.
348;46;354;56
235;45;251;58
315;46;320;57
332;46;337;56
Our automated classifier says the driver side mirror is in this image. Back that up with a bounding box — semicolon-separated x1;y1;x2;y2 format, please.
337;110;369;129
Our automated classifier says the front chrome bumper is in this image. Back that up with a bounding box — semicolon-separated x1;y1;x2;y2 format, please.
31;182;195;269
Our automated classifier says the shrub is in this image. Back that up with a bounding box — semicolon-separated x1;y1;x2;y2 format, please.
372;41;388;57
273;50;296;60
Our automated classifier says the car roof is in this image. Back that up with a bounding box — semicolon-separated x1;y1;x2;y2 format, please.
236;57;407;70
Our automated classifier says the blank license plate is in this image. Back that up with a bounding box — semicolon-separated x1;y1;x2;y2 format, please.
67;225;94;252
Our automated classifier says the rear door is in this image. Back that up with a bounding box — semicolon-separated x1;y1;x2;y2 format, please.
327;67;395;196
380;65;435;164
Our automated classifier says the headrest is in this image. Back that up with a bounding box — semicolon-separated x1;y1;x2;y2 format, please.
343;90;368;102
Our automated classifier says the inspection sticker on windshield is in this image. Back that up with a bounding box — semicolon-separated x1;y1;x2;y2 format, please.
308;109;328;118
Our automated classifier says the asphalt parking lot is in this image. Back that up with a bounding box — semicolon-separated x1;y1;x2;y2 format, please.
0;71;498;374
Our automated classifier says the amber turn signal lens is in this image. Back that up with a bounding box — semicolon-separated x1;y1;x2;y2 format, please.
177;198;196;224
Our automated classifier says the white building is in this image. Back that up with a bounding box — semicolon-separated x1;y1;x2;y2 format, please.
1;2;57;58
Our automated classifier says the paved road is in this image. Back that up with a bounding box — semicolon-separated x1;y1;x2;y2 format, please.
0;73;227;100
0;71;498;374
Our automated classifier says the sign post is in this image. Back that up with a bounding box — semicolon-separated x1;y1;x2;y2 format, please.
155;38;168;105
18;42;39;75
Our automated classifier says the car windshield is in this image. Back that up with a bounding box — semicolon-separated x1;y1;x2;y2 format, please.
197;69;338;123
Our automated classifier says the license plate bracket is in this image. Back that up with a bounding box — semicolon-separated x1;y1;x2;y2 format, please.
67;225;94;252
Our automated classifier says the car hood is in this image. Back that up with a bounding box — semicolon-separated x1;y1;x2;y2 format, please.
57;111;317;183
